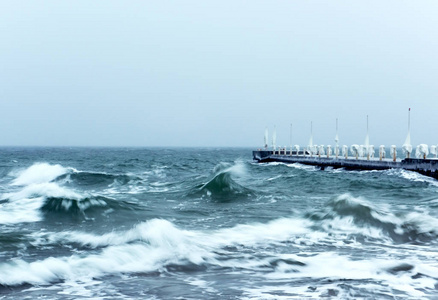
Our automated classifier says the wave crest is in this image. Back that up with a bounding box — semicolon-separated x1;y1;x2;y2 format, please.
190;162;252;201
12;163;70;186
308;194;438;244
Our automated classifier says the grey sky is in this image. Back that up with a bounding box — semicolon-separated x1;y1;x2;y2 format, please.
1;1;437;147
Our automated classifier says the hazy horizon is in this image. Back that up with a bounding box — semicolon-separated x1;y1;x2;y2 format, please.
2;1;437;148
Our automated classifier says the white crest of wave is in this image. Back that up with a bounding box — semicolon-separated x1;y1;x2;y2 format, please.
12;163;69;186
0;196;43;224
287;163;317;171
402;211;438;235
17;218;313;285
228;161;247;177
5;182;82;202
8;214;438;293
263;252;438;298
0;219;213;286
35;194;417;250
388;169;438;187
35;217;314;251
0;183;85;224
211;161;247;178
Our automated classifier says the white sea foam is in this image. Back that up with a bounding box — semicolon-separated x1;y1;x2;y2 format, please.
266;175;282;181
5;182;82;202
0;163;97;224
387;169;438;187
268;253;437;298
286;163;317;171
0;182;91;224
12;163;69;186
1;212;436;298
0;163;73;224
259;162;284;167
212;161;247;177
0;196;43;224
0;219;212;286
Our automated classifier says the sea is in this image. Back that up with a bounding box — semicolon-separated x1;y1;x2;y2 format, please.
0;147;437;299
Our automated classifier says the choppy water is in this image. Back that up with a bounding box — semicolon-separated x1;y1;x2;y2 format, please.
0;147;437;299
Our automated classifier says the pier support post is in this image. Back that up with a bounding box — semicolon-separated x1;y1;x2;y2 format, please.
391;145;397;162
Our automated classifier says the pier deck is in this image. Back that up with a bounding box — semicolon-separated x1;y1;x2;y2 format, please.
252;150;438;179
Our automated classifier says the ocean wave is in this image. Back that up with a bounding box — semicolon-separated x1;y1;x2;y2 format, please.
286;163;318;171
0;196;43;224
31;193;438;250
5;182;82;202
41;196;108;215
386;169;438;187
307;194;438;244
244;253;438;299
0;182;119;223
0;182;83;224
1;163;144;223
10;162;144;191
56;172;138;187
2;217;437;298
189;162;253;201
0;219;212;286
11;163;71;186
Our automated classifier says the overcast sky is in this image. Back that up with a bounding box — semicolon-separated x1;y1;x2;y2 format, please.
1;1;437;147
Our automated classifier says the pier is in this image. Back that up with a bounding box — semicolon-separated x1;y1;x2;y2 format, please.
255;110;438;178
252;150;438;179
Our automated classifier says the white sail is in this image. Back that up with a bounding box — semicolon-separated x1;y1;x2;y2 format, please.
264;127;268;149
404;131;411;146
402;138;412;156
364;115;370;158
364;134;369;148
272;127;277;150
402;109;412;157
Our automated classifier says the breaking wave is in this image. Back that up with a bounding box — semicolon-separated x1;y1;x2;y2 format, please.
56;172;140;187
1;215;437;298
11;163;70;186
0;163;134;224
386;168;438;187
307;194;438;244
189;162;253;201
